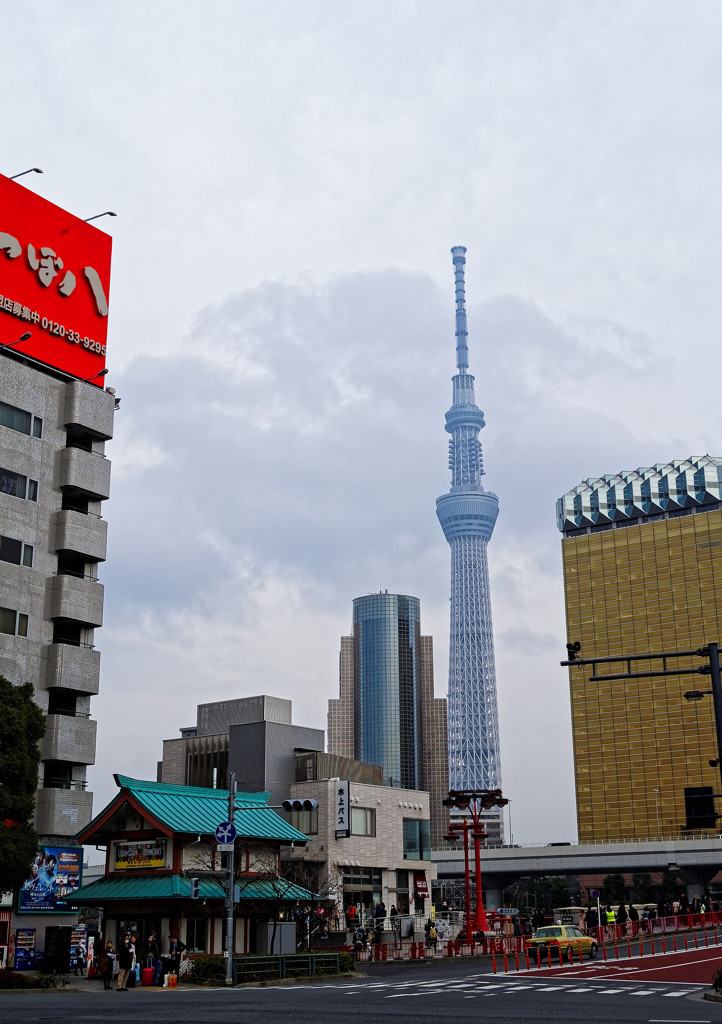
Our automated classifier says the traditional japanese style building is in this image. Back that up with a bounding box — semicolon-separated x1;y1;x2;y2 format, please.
69;775;312;958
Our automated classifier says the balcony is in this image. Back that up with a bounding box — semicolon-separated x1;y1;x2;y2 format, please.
64;380;115;440
54;509;107;561
43;643;100;695
58;447;111;500
41;714;97;765
48;574;104;626
35;786;94;835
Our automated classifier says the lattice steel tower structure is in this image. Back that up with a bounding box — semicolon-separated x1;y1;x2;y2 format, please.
436;246;501;810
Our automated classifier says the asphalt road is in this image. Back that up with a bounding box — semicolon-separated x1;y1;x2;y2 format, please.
1;956;720;1024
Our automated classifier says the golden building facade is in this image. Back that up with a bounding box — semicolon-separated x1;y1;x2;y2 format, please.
559;458;722;842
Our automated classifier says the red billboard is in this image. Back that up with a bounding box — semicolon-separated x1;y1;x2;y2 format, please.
0;174;112;382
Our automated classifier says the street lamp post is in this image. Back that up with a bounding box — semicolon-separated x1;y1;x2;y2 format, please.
443;789;508;940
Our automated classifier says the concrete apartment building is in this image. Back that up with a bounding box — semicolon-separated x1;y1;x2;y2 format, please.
0;359;115;832
0;171;116;958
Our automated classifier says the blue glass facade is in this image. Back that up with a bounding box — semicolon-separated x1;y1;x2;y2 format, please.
353;593;422;790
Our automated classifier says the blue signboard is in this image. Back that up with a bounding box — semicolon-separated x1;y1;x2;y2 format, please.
215;822;237;844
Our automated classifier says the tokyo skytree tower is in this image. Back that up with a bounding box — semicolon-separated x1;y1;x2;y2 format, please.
436;246;501;798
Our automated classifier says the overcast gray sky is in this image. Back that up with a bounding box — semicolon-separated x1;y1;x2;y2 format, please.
6;0;722;844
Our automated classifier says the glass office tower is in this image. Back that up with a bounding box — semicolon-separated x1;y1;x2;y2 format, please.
353;592;423;790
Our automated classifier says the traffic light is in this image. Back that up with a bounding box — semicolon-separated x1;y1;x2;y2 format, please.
282;798;319;812
190;877;200;900
566;641;582;661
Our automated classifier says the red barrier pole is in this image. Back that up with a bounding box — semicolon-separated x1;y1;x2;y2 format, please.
650;935;655;954
661;935;666;953
525;950;530;971
693;931;699;949
503;950;508;973
491;951;497;974
714;926;719;946
627;938;632;958
558;946;563;967
547;947;552;968
601;941;607;960
683;933;688;950
639;936;644;956
704;929;709;948
613;939;619;959
514;950;519;972
673;936;677;952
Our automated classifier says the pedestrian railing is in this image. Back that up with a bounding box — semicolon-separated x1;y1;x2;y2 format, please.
232;952;340;984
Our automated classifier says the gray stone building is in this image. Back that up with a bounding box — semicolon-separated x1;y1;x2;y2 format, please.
0;344;116;949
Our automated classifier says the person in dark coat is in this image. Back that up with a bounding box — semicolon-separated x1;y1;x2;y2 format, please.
116;935;133;991
101;941;116;989
628;904;639;935
617;903;628;937
168;935;186;980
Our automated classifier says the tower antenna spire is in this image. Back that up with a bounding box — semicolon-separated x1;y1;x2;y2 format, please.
451;245;469;372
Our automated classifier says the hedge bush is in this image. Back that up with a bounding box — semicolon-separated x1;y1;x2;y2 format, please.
0;969;42;989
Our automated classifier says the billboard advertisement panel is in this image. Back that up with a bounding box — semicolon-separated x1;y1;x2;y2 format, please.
0;174;111;382
114;838;166;870
17;847;83;914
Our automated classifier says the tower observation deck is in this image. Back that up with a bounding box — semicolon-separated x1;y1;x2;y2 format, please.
436;246;501;804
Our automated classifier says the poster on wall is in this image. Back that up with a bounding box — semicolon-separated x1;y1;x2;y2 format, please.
114;838;166;870
17;847;83;913
13;928;36;970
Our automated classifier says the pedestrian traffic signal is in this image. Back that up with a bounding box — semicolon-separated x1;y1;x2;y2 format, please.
282;798;319;812
190;877;200;899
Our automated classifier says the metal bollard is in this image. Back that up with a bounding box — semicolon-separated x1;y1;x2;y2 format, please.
491;952;497;974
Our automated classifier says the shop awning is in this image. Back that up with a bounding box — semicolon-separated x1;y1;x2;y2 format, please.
68;873;315;905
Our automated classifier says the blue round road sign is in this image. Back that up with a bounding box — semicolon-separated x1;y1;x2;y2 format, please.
215;822;237;844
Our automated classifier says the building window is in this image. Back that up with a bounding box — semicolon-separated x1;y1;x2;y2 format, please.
403;819;431;860
290;807;318;835
0;535;33;567
0;400;42;439
351;807;376;837
0;607;28;637
0;467;37;502
185;918;207;952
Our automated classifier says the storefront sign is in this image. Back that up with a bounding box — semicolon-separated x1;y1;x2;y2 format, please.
414;871;429;898
335;780;350;839
17;847;82;913
114;838;166;870
0;173;112;381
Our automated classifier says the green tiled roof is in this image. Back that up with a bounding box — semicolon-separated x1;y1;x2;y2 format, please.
69;873;314;904
79;775;308;844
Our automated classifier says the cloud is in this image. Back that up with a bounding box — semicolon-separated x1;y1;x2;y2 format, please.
89;267;685;842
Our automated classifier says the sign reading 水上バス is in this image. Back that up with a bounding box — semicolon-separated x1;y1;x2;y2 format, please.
114;838;166;870
0;173;111;382
335;780;350;840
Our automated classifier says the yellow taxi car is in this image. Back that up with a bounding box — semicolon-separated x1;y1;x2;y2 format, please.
525;925;598;961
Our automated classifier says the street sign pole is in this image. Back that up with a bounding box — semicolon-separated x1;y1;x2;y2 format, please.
225;773;237;987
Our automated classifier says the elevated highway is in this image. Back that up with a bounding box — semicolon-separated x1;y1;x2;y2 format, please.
432;835;722;907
